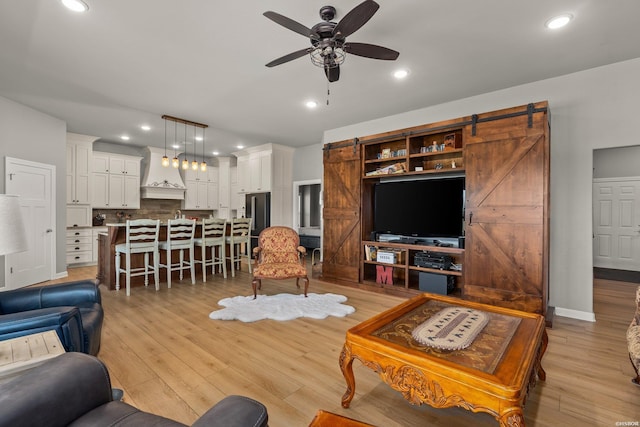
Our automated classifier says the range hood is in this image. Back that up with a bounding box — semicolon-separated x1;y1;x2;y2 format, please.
140;146;186;200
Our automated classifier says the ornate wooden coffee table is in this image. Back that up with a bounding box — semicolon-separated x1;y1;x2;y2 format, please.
340;293;547;426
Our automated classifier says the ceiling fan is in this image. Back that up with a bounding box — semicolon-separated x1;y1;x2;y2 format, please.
264;0;399;82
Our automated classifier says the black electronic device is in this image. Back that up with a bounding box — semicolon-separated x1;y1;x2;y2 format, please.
373;177;465;241
414;251;452;270
418;272;455;295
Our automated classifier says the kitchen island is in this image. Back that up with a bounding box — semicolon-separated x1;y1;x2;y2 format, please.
97;222;233;290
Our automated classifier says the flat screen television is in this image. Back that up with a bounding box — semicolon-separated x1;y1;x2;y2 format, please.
373;177;465;240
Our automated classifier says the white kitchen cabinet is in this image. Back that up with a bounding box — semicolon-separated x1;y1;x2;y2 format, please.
182;164;219;210
66;138;92;204
66;228;92;265
66;205;92;228
232;144;293;226
91;152;141;209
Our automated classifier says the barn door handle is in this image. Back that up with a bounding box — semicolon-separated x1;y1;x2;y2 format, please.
469;212;473;225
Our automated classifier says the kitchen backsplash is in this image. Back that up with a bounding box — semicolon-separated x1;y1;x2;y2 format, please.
92;199;213;224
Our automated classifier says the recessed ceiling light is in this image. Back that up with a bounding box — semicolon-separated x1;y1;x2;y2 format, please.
393;69;409;79
305;100;318;109
172;144;180;150
140;125;151;131
61;0;89;12
195;136;203;142
120;135;130;141
545;14;573;29
212;151;219;156
237;145;244;149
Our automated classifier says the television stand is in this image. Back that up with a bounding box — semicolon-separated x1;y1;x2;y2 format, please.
361;240;464;296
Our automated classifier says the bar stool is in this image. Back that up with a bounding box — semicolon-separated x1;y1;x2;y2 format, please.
225;217;252;277
193;218;227;281
115;219;160;296
158;218;196;287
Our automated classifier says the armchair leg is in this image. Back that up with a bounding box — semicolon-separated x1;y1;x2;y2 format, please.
303;277;309;297
252;278;260;299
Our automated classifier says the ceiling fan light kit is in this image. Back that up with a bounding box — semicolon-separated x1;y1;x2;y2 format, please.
264;0;399;82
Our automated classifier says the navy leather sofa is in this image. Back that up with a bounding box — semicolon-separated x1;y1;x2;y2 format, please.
0;352;269;427
0;280;103;355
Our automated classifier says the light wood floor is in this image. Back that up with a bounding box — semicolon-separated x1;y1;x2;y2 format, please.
49;267;640;426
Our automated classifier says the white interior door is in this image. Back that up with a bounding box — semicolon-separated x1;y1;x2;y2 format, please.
593;178;640;271
4;157;55;289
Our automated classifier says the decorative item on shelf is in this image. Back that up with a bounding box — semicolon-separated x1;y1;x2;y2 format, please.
452;161;457;168
381;148;391;159
415;166;423;172
365;162;406;176
444;132;463;150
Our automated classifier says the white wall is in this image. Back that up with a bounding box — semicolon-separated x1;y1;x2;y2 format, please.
292;143;323;182
323;57;640;320
594;145;640;178
0;96;67;278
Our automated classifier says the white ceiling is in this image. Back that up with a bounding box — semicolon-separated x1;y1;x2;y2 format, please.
2;0;640;156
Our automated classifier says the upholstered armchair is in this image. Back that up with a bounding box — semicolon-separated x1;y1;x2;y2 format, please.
0;280;103;355
251;226;309;299
628;286;640;385
0;352;269;427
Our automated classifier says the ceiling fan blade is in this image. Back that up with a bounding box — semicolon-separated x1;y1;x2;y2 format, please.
263;11;319;40
333;0;380;39
265;48;311;67
345;42;399;60
324;65;340;82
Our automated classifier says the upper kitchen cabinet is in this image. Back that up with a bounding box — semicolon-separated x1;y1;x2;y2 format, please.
66;133;97;205
92;152;141;209
233;143;294;226
66;133;98;227
182;162;219;210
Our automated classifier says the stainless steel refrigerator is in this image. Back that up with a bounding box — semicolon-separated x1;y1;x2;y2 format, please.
245;192;271;253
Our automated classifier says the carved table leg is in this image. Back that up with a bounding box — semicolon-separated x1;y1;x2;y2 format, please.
499;407;526;427
339;344;356;408
537;329;549;381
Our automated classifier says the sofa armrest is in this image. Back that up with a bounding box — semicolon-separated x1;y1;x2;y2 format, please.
0;352;113;427
192;395;268;427
0;280;101;314
0;307;85;353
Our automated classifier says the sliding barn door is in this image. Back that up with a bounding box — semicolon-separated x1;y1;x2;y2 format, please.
322;142;361;283
463;103;550;315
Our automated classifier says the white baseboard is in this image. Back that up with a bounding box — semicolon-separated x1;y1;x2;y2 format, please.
53;271;69;280
554;306;596;322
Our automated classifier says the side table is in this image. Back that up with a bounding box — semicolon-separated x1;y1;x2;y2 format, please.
308;410;375;427
0;330;65;383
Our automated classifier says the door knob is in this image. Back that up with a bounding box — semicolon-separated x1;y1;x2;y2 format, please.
46;229;53;233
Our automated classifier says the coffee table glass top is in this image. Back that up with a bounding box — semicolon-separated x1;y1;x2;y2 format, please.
371;299;521;374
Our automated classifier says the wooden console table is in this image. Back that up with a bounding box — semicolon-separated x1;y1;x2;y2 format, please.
340;293;547;426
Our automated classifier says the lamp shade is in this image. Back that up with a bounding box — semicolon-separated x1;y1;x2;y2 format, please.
0;194;28;256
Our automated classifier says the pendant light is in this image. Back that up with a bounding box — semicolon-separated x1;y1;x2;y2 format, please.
181;122;189;170
161;118;170;167
191;124;198;171
172;121;179;168
200;127;207;172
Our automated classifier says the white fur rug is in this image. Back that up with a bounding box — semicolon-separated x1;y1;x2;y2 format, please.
209;293;355;322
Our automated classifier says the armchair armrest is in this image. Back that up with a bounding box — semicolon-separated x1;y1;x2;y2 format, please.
0;352;112;427
0;280;101;314
193;395;268;427
0;307;85;353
